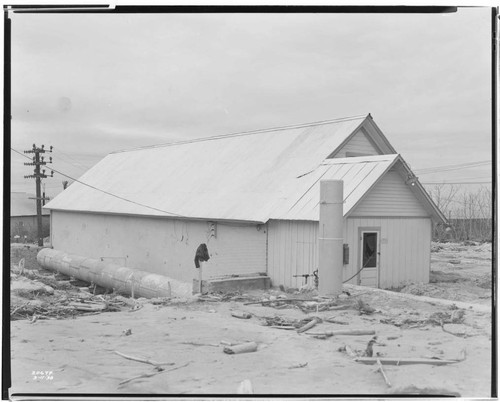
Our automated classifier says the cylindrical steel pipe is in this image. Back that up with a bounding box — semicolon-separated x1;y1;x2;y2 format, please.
37;248;193;299
318;180;344;296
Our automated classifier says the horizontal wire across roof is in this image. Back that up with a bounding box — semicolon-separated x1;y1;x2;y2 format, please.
44;115;443;223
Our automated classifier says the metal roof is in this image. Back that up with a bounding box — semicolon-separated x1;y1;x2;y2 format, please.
10;192;49;217
44;115;445;223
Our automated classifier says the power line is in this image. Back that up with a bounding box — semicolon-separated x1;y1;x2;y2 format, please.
11;147;185;218
50;148;92;172
414;160;491;175
421;181;491;185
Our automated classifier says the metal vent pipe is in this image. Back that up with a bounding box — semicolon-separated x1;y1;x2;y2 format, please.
318;180;344;296
37;248;193;299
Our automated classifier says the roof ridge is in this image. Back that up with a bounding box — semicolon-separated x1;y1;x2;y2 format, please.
112;114;370;154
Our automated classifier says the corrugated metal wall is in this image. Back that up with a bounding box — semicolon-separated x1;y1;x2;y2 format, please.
349;171;428;217
267;217;431;289
51;211;267;284
333;129;380;158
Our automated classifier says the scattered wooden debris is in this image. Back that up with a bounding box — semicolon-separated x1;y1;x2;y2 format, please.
119;362;190;386
223;342;258;355
69;301;108;312
288;362;308;369
324;316;349;325
307;329;376;337
375;358;392;388
327;305;351;311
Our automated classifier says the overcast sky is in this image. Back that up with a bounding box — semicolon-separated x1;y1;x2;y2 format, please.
9;7;492;200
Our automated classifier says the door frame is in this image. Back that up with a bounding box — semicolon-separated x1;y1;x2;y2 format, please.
357;227;381;287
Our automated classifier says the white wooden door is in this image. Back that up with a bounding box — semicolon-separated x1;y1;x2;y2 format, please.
359;230;380;287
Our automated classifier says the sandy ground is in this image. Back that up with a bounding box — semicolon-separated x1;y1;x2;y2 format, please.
8;242;494;397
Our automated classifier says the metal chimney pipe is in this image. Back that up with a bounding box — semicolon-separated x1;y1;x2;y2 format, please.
318;180;344;296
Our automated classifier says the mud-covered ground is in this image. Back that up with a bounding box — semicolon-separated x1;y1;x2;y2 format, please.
8;242;493;397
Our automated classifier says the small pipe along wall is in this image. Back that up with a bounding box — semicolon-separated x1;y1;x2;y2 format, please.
37;248;193;299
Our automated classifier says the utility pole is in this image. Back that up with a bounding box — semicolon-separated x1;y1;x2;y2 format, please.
24;143;53;246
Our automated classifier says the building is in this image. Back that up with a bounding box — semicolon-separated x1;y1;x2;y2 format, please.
10;192;50;242
44;114;446;289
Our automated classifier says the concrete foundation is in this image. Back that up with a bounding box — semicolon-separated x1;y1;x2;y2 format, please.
193;276;271;294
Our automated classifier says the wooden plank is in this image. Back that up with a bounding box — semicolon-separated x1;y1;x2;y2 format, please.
355;357;460;366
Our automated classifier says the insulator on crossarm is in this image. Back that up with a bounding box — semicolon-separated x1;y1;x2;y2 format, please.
50;146;53;152
51;171;54;177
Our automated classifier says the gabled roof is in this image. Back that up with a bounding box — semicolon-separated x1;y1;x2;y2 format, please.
10;192;49;217
44;114;445;224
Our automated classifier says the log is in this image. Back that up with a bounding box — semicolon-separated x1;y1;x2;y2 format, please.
269;326;296;330
231;311;252;319
69;302;107;312
376;359;392;387
223;342;258;355
355;357;460;366
297;318;319;333
307;329;375;336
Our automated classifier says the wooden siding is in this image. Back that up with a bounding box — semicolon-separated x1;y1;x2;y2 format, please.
344;217;431;288
267;220;319;288
267;217;431;289
333;128;381;158
350;171;429;217
51;211;267;284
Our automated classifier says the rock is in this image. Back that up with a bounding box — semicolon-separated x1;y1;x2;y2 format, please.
11;277;54;296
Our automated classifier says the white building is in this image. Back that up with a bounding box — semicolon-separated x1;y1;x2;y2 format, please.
44;114;446;289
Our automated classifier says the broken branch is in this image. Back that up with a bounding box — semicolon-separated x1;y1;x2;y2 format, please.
376;359;392;388
114;351;174;367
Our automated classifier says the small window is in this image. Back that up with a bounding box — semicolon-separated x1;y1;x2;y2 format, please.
362;232;377;268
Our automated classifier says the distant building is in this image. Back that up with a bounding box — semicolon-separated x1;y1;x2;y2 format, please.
44;114;446;289
10;192;50;242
